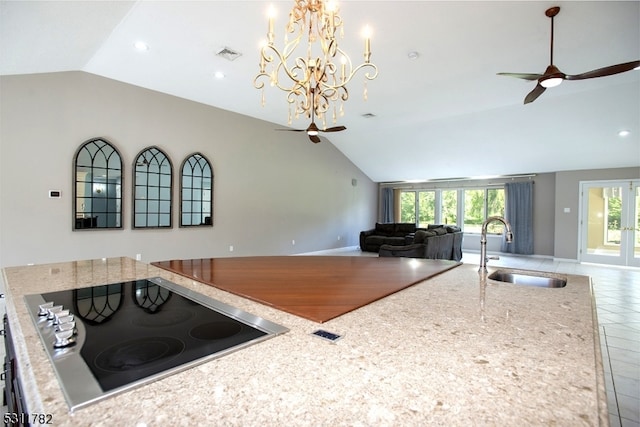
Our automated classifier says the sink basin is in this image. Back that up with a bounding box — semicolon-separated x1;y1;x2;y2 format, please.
488;270;567;288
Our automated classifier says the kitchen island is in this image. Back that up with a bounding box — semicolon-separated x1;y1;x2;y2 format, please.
2;257;607;426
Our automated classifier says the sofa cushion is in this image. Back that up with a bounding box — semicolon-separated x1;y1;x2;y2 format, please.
446;225;462;233
414;229;436;243
395;223;417;234
383;237;407;246
375;223;395;236
433;227;447;235
366;235;387;246
379;244;427;258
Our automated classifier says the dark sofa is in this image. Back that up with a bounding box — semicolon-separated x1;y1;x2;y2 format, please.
360;223;463;261
359;223;418;252
379;225;463;261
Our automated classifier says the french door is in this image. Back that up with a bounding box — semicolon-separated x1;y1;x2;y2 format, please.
579;180;640;267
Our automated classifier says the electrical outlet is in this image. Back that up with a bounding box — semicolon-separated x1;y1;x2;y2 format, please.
337;235;341;241
292;240;296;246
136;254;142;261
229;245;234;252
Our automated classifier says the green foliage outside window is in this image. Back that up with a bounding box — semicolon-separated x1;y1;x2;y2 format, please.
399;187;505;233
418;191;435;228
400;191;416;223
442;190;457;225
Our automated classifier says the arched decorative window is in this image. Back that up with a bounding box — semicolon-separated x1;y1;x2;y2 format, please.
133;146;172;228
73;138;123;230
180;153;213;227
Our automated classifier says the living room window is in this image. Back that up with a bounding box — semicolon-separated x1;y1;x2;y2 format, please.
400;190;435;227
398;187;504;233
463;187;505;234
400;189;456;228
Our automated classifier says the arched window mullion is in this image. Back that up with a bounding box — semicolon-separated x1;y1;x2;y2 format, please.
180;152;213;227
73;138;123;230
133;146;173;229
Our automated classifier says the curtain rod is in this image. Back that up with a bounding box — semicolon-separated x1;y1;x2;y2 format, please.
381;174;536;188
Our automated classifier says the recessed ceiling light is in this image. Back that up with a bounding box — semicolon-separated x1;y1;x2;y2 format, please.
618;129;631;137
134;41;149;51
407;51;419;60
214;71;225;79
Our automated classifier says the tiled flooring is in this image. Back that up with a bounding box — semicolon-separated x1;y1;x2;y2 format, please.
331;248;640;427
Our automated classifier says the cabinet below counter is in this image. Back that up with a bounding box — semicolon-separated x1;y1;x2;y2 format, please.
2;257;607;426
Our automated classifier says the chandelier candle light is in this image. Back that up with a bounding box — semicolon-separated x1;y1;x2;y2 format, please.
254;0;378;131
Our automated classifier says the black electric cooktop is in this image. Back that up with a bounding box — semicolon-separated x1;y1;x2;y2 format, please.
24;277;288;412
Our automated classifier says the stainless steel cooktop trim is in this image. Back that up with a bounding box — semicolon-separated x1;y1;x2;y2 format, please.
24;276;289;412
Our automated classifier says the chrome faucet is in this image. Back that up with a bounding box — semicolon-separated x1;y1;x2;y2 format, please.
479;216;513;273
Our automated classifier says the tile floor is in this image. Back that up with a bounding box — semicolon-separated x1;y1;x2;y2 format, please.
335;249;640;426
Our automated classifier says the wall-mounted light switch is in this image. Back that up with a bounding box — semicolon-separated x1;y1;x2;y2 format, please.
563;207;571;213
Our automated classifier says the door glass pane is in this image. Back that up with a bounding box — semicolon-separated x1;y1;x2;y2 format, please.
400;191;416;223
586;187;622;257
418;191;435;228
634;186;640;259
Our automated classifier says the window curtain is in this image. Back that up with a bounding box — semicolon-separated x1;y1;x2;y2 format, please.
501;181;534;254
381;187;394;223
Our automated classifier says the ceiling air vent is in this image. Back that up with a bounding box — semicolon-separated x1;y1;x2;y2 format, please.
216;47;242;62
362;113;376;118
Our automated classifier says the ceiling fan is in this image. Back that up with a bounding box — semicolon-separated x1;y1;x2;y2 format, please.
276;89;346;143
498;6;640;104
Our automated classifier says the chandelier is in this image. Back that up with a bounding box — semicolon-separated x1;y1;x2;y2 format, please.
253;0;378;128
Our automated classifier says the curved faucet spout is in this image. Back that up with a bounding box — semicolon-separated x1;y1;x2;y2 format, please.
479;216;513;273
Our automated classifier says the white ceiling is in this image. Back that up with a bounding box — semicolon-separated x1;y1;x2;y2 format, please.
1;0;639;182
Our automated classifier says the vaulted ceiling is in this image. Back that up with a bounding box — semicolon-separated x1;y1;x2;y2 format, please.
1;1;638;182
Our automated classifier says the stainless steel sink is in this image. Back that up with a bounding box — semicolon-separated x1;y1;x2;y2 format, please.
488;270;567;288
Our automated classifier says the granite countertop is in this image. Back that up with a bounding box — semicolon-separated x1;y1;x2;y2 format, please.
2;257;607;426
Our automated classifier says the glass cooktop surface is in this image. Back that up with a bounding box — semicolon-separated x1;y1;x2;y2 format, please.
24;277;288;411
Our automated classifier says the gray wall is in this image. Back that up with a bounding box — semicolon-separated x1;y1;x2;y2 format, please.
554;167;640;260
0;71;377;267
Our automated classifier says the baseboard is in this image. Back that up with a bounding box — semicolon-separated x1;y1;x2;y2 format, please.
296;246;360;256
552;257;579;263
463;249;555;260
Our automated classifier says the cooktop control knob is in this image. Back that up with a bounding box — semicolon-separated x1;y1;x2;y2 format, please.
56;320;76;335
53;309;70;324
38;302;54;316
53;329;76;349
47;305;64;321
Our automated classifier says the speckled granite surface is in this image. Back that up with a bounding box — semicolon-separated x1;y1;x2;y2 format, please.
2;257;607;426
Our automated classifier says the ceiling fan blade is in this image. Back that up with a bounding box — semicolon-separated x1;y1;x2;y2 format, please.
524;83;546;104
321;126;347;133
565;60;640;81
497;72;543;81
309;134;321;143
275;128;306;132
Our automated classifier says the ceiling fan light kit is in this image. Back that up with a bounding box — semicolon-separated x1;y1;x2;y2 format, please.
254;0;378;143
498;6;640;104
